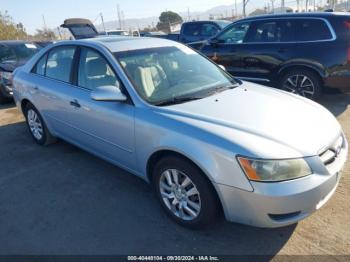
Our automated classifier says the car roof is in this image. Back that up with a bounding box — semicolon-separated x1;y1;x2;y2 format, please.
78;36;179;53
239;12;350;21
0;40;35;45
184;20;231;24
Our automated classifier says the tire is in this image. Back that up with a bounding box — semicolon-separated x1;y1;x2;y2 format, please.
152;156;220;229
24;103;57;146
278;69;322;100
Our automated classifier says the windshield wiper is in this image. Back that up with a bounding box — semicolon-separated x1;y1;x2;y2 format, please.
205;83;238;96
154;96;203;106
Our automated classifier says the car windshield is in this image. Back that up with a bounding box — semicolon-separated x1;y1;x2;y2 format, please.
115;45;237;106
0;43;40;63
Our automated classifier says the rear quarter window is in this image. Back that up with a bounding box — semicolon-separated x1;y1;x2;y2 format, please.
295;19;333;41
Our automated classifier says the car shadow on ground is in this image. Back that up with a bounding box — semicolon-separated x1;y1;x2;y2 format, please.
0;101;15;110
0;121;296;256
319;93;350;117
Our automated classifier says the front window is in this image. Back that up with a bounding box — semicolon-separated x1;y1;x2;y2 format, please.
115;45;237;106
217;22;251;44
78;48;119;90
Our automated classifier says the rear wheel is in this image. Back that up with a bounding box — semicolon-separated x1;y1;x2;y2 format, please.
24;103;56;145
279;69;322;100
153;156;220;229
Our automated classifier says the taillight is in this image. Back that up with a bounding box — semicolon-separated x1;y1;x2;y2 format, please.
345;20;350;30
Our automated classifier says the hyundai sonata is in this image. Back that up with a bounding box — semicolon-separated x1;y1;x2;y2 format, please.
12;37;348;228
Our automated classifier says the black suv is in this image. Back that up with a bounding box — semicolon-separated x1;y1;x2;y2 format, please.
194;12;350;99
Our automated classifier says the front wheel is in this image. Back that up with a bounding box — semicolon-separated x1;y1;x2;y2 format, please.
153;156;220;229
279;70;322;100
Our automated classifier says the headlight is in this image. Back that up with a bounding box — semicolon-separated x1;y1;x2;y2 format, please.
0;71;12;85
237;157;312;182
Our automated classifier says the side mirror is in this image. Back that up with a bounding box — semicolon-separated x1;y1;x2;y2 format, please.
209;38;219;46
218;65;226;71
91;84;127;102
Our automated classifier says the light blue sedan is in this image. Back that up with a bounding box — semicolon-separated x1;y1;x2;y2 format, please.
12;37;348;228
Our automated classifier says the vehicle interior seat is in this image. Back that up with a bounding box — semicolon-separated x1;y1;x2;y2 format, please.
86;57;117;89
261;29;269;42
133;64;170;98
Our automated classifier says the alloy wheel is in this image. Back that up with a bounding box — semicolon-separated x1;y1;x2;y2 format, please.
159;169;201;221
27;109;43;141
283;74;315;99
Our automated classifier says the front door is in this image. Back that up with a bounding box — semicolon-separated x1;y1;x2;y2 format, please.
200;21;252;77
66;47;135;169
239;19;296;84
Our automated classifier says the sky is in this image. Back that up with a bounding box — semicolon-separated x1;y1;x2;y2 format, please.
1;0;241;34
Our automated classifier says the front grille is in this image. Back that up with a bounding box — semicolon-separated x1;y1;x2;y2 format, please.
319;135;345;173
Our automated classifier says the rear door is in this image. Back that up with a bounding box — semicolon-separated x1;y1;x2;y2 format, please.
238;18;296;83
30;46;78;138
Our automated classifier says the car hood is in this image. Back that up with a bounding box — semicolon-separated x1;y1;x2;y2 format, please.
154;83;341;158
0;59;26;72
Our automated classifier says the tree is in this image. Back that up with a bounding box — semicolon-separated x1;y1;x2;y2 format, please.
156;11;183;33
242;0;250;17
33;29;56;41
0;11;27;40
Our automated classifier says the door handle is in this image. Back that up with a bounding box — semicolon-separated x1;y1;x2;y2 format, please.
70;100;81;108
33;86;39;90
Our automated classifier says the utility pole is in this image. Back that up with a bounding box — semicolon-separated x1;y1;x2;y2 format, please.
270;0;275;13
281;0;285;9
187;7;190;21
42;14;47;31
235;0;237;17
242;0;250;17
297;0;300;12
305;0;309;11
100;13;106;33
57;26;62;40
117;4;122;30
121;10;125;30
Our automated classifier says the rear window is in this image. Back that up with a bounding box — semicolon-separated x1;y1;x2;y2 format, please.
247;20;295;43
295;19;333;41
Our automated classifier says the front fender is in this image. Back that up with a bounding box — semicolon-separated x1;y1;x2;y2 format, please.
134;109;254;192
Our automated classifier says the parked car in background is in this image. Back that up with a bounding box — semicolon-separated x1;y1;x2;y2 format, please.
179;20;231;43
12;37;347;229
193;12;350;99
34;41;53;48
0;41;41;103
155;20;231;43
107;30;130;36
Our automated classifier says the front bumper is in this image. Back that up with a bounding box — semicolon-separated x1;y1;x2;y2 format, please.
216;137;348;228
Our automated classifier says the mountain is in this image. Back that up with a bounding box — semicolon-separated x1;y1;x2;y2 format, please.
94;2;262;31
